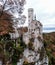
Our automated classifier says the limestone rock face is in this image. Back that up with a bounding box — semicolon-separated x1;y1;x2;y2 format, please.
23;48;40;63
17;44;48;65
17;33;48;65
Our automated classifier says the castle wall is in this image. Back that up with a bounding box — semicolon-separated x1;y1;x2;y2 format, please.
23;32;29;45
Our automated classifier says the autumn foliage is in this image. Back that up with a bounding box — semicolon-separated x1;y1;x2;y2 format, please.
43;32;55;65
0;12;14;35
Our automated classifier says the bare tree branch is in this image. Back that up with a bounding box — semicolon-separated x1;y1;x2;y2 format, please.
0;0;7;17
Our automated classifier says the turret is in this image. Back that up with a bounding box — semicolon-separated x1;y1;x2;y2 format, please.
28;8;34;23
28;8;34;34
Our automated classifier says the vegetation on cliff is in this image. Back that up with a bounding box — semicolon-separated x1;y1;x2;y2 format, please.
0;35;26;65
43;32;55;65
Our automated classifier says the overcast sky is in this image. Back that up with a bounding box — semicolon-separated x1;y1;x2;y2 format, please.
23;0;55;32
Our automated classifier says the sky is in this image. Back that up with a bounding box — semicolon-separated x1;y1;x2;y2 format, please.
23;0;55;33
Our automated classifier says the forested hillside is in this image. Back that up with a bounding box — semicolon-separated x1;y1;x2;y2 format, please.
43;32;55;65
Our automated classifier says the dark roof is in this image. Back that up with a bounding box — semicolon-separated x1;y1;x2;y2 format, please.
17;27;28;34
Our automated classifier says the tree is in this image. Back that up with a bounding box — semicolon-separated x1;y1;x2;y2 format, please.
0;12;14;35
0;0;26;26
0;0;26;65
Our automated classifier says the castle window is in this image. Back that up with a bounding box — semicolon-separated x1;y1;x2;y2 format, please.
34;29;35;31
35;22;37;25
28;15;30;18
31;29;33;31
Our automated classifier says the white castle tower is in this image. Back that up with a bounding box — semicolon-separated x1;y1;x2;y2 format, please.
28;8;34;23
28;8;34;34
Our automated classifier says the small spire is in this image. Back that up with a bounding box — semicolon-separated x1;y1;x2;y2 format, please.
34;14;36;20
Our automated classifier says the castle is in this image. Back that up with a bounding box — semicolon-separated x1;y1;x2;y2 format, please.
23;8;43;46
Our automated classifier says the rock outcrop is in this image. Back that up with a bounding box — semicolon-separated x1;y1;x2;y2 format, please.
17;8;48;65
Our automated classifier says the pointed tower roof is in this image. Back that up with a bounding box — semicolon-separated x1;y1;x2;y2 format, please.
34;14;36;20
